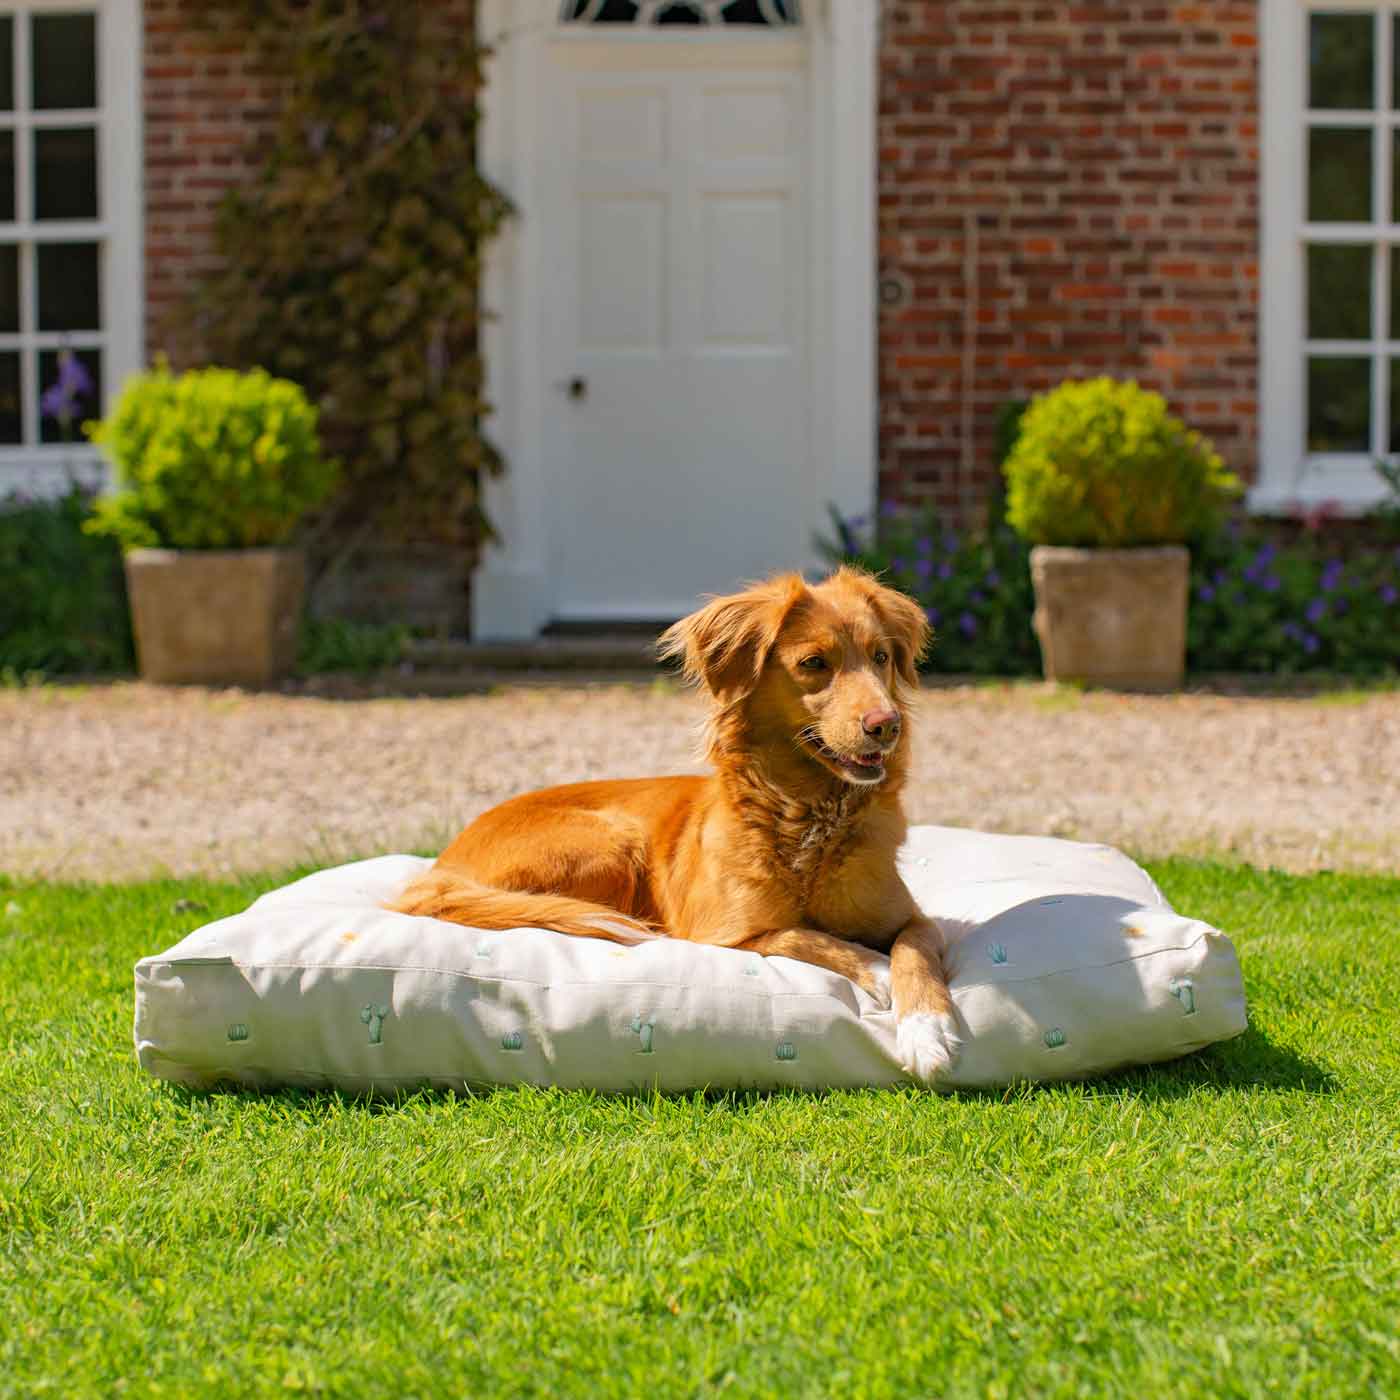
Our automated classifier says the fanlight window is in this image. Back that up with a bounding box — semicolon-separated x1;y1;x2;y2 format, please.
562;0;800;26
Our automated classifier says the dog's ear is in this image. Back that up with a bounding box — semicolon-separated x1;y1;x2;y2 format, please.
659;574;806;703
834;566;930;692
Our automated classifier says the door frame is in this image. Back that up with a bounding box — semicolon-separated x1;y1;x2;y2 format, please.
472;0;877;639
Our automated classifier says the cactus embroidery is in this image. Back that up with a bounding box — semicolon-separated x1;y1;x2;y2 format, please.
359;1003;390;1045
1043;1027;1066;1049
1170;978;1197;1015
775;1041;797;1062
226;1023;249;1042
630;1015;656;1054
501;1030;524;1052
987;943;1009;965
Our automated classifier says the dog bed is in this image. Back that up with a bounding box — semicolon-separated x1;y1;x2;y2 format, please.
133;825;1247;1093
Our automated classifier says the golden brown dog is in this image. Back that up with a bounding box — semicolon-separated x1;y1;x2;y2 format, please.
391;566;959;1080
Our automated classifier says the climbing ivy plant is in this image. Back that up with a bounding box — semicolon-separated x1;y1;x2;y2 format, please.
189;1;512;558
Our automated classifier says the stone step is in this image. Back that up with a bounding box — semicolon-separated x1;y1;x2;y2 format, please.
404;634;669;673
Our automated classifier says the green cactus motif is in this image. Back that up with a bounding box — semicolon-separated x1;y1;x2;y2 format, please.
501;1030;524;1052
226;1023;249;1042
359;1003;390;1045
630;1014;655;1054
775;1041;797;1062
1169;978;1197;1015
1043;1027;1066;1049
988;943;1008;965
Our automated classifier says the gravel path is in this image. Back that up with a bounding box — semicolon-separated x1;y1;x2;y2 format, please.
3;680;1398;882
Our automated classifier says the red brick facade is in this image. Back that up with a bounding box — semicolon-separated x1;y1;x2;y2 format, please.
877;1;1260;520
141;0;1261;535
143;1;282;362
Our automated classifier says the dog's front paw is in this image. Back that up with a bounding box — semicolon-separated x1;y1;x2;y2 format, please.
895;1009;962;1084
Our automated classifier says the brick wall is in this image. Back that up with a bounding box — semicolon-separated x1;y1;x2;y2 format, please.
141;0;481;632
877;0;1260;521
143;0;283;362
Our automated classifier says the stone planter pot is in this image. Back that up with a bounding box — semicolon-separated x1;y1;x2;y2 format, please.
1029;545;1189;691
125;548;305;687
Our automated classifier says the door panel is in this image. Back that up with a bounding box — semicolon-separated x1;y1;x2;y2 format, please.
545;43;810;621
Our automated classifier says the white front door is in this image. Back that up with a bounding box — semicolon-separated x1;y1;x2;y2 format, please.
541;34;811;621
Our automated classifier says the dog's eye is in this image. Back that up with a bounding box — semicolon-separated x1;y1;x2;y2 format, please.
799;655;828;672
873;649;890;665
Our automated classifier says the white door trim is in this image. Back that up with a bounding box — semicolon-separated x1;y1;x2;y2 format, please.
472;0;877;639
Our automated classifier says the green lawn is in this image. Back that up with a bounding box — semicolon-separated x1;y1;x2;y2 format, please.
2;860;1398;1399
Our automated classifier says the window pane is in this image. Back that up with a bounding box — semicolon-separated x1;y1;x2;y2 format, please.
0;18;13;112
1309;12;1374;110
34;128;97;220
1309;128;1372;222
1389;361;1400;454
38;347;101;443
0;131;13;222
37;242;100;331
31;14;96;111
0;245;16;333
0;352;19;443
1307;244;1371;339
1307;356;1371;452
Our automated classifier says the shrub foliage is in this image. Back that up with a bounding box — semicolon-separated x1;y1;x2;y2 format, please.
823;507;1399;679
188;1;512;557
1003;378;1241;547
86;365;338;551
0;488;132;674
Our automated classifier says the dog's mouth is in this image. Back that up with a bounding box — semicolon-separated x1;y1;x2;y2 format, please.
805;736;892;785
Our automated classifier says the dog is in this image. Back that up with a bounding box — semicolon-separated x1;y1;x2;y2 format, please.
390;566;959;1081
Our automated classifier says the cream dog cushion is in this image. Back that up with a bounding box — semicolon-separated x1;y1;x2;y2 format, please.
133;825;1247;1093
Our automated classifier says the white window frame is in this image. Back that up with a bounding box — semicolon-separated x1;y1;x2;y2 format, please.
471;0;875;639
1259;0;1395;513
0;0;141;500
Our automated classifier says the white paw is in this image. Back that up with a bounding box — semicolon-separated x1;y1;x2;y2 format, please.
895;1009;962;1083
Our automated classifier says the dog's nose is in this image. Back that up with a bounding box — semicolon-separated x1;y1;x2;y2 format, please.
861;708;900;741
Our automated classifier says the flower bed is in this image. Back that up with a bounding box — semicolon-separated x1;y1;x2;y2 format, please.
822;507;1400;679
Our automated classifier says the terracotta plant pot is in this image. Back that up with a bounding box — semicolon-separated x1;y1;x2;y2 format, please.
1029;545;1189;691
124;548;305;687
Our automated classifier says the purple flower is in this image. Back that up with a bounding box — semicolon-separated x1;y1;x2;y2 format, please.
937;561;954;581
1282;622;1302;642
1197;583;1217;603
1303;632;1320;655
916;535;934;556
1381;584;1399;606
969;590;986;606
1261;573;1281;593
880;499;900;519
1254;543;1277;568
40;349;94;426
985;569;1001;587
891;555;907;574
943;530;960;552
847;513;868;531
958;611;977;637
924;606;941;625
1320;560;1343;592
914;556;933;580
1213;568;1227;586
1305;598;1327;624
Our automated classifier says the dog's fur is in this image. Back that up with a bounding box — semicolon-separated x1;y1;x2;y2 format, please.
390;567;960;1079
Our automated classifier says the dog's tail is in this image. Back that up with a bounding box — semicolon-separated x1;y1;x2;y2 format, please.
387;867;661;945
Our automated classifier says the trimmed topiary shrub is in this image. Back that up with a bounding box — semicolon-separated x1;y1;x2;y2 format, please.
1003;378;1241;547
85;364;338;552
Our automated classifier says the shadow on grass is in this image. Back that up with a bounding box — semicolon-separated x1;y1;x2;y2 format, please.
1074;1023;1337;1099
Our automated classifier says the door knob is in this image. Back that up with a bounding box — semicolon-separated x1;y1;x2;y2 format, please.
554;375;588;402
